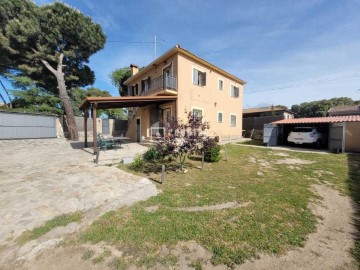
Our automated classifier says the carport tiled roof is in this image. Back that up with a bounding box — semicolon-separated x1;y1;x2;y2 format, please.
272;115;360;124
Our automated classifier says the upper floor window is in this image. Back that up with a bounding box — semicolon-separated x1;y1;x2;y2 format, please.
230;85;239;98
193;68;206;86
218;79;223;90
141;77;151;93
230;114;237;127
129;84;139;96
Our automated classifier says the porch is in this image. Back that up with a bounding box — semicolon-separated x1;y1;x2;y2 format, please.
79;95;177;154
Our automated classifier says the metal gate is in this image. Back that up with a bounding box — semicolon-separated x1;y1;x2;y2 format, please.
102;119;109;134
0;111;56;139
329;123;344;152
263;123;278;146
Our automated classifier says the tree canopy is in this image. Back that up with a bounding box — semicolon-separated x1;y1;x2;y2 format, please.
0;0;106;140
109;67;131;96
70;87;126;119
291;97;360;118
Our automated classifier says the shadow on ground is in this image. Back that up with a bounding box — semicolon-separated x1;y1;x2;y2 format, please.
347;153;360;267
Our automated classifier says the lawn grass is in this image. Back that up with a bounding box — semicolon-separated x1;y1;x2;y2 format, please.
237;139;264;146
80;145;356;268
17;212;82;244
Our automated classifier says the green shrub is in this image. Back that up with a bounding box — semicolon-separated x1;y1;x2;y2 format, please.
143;147;161;161
203;139;221;162
129;156;144;171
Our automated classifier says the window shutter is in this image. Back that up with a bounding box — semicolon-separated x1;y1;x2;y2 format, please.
231;85;234;97
200;72;206;86
193;69;198;85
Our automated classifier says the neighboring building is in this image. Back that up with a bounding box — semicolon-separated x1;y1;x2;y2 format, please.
243;106;295;119
123;45;246;142
328;105;360;116
242;106;295;138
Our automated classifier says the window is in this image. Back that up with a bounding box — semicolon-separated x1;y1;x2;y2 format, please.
230;85;239;97
193;68;206;86
218;79;223;90
135;84;139;95
230;114;236;127
141;77;151;93
218;112;223;123
192;108;203;118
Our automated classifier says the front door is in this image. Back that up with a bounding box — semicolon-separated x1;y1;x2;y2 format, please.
136;118;141;142
162;108;171;123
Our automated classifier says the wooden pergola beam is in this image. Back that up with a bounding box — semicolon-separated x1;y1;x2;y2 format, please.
92;103;98;154
84;109;88;147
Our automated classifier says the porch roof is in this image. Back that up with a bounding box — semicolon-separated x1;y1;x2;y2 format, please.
79;96;177;110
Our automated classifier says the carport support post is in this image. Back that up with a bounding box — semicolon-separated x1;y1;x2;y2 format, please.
92;103;98;154
84;109;88;148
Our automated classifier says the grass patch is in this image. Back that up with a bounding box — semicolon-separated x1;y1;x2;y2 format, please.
237;139;264;146
81;249;95;260
109;257;127;270
17;212;82;244
81;145;357;267
92;249;112;264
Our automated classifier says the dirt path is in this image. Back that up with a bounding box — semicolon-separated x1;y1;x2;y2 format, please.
14;183;356;270
236;184;356;270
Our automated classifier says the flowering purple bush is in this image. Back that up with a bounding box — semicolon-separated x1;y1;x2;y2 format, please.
156;111;210;170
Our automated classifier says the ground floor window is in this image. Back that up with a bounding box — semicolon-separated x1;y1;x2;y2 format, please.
230;114;236;127
218;112;223;123
192;108;203;118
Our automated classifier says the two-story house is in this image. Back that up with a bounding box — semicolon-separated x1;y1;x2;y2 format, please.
124;45;246;142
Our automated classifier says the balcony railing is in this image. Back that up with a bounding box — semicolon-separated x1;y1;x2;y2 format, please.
142;75;177;95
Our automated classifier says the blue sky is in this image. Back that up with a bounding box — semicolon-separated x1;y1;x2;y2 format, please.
11;0;360;108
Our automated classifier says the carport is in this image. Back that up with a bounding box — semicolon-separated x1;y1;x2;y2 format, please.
79;96;177;154
271;115;360;153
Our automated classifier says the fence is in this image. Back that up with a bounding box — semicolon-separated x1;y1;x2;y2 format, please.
60;115;127;138
0;111;56;139
242;115;284;140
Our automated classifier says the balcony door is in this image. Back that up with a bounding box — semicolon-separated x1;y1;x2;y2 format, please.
163;63;173;89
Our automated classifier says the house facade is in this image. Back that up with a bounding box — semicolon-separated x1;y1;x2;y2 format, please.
124;45;246;142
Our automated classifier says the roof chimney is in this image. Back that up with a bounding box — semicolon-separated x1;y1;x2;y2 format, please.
130;64;139;76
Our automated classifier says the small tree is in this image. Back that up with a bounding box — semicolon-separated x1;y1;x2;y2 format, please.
109;67;131;96
157;112;210;171
0;1;106;140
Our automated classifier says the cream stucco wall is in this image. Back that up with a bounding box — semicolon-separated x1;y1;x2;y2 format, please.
176;53;243;140
126;51;244;141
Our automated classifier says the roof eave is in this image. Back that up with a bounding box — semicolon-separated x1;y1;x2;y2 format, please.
124;46;246;86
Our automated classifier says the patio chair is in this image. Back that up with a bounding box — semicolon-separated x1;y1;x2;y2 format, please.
97;134;118;151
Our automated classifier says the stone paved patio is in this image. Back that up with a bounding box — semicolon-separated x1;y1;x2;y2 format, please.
0;139;157;245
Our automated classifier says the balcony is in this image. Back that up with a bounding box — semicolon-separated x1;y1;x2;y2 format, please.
142;75;177;96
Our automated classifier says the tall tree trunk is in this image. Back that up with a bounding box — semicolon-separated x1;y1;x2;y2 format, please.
0;91;8;108
40;54;79;141
0;79;12;108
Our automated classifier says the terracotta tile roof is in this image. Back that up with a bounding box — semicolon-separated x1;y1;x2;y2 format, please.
272;115;360;124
